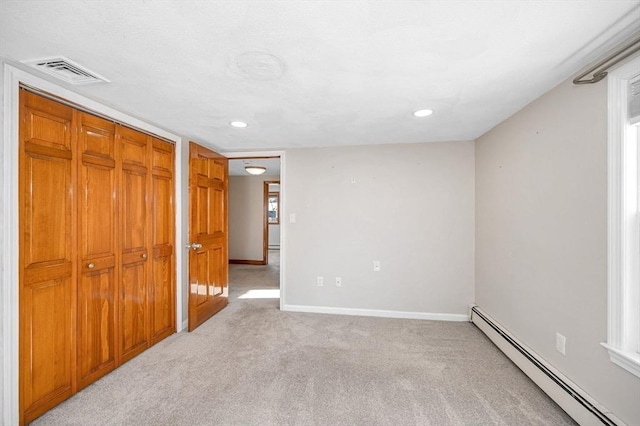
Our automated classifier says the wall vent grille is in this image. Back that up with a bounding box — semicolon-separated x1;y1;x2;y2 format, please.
22;56;110;85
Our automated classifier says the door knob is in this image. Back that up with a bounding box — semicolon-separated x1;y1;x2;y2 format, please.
186;243;202;250
87;262;95;269
141;253;148;260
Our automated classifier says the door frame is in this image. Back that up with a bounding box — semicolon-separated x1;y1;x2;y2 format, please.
227;157;279;266
263;180;281;262
223;151;286;309
2;63;186;425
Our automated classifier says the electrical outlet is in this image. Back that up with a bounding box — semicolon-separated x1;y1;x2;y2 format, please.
335;277;342;287
555;332;566;355
373;261;381;272
317;276;323;287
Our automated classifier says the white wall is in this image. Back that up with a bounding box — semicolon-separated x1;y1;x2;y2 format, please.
0;59;7;426
283;142;475;316
475;76;640;426
179;140;189;328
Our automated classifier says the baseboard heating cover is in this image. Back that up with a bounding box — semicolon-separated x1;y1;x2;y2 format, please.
470;305;623;426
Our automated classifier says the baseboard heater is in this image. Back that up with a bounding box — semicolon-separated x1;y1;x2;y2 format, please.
469;305;622;426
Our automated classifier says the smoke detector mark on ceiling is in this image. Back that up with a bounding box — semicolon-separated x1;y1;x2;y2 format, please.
22;56;110;85
232;51;286;81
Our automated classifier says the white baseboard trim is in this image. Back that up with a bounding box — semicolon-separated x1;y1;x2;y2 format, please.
470;305;624;426
282;304;468;322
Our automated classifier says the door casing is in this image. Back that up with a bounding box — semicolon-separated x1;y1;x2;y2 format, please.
263;180;281;263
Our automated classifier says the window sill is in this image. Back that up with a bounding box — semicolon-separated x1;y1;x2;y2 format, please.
601;343;640;378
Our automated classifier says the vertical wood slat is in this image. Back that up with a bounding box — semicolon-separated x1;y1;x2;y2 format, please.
76;112;118;391
151;139;175;343
118;126;150;364
19;91;77;424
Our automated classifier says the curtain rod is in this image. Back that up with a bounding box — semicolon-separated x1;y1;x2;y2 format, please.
573;34;640;85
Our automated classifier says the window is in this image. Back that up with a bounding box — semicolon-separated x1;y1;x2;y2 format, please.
268;193;279;224
603;55;640;377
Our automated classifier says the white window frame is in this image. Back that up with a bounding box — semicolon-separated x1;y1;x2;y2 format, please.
603;54;640;378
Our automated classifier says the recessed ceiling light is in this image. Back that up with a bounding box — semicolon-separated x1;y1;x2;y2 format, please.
230;121;248;128
413;109;433;117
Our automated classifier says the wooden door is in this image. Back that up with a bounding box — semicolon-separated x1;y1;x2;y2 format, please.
118;126;151;363
19;91;77;423
76;112;118;390
150;138;176;343
188;142;228;331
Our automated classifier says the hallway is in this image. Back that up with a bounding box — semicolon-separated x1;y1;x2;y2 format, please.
229;249;280;303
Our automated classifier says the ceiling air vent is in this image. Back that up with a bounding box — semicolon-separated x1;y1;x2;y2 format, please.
22;56;110;85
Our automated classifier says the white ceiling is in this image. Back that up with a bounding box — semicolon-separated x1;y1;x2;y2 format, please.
1;1;638;151
228;158;281;177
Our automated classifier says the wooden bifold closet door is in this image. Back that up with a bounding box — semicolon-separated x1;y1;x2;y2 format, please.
18;90;176;424
76;112;118;390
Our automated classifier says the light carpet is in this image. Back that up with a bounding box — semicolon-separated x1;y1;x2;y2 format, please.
34;250;576;425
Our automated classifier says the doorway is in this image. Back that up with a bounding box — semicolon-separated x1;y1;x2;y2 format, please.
227;157;281;265
226;155;283;306
265;180;281;258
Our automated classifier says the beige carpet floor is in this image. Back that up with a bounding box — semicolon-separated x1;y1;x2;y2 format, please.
33;250;576;425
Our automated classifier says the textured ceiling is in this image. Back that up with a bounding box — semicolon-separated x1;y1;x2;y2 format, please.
1;0;638;151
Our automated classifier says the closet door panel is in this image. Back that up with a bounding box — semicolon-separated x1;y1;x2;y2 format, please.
121;261;147;356
150;139;175;343
77;267;116;387
119;127;150;362
24;155;71;264
19;91;76;423
77;113;118;390
21;278;73;421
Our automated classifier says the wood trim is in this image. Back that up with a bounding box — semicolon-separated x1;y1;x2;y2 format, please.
225;155;280;160
263;180;280;265
268;192;280;225
229;259;267;265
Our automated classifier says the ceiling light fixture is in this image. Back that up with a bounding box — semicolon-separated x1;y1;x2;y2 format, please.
413;109;434;117
230;121;248;128
245;166;266;175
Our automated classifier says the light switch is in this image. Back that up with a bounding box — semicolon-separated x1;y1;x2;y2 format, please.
289;213;296;223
